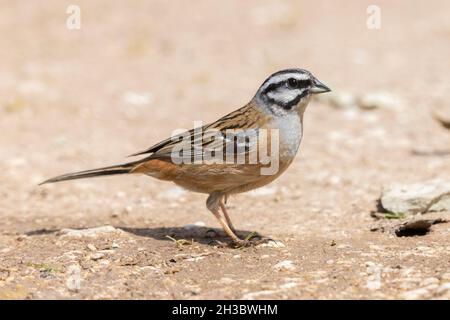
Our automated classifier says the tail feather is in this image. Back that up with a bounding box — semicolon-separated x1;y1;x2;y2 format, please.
39;162;137;185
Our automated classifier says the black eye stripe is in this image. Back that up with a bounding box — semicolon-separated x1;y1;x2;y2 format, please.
290;78;311;88
297;79;311;87
263;78;311;95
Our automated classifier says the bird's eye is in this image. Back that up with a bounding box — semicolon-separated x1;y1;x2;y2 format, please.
287;78;298;88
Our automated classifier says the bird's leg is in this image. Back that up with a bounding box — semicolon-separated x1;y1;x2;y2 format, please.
207;192;242;244
209;208;242;244
219;195;236;234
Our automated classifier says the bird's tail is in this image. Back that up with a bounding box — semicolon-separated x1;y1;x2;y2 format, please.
39;161;140;185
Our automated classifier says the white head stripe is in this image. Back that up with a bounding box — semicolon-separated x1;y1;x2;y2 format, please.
260;72;311;92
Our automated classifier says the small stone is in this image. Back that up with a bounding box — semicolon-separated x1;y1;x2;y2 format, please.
157;187;187;200
357;92;402;110
441;273;450;281
111;243;119;249
258;239;285;248
16;235;27;242
316;91;358;109
116;191;126;198
60;226;121;238
87;244;97;251
279;282;297;289
185;256;205;262
122;91;153;106
366;281;381;290
183;221;206;230
400;288;430;300
219;277;235;284
273;260;296;271
436;283;450;297
205;229;217;238
123;206;133;214
249;186;278;197
90;252;105;261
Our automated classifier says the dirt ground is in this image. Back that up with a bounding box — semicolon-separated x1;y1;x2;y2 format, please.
1;1;449;299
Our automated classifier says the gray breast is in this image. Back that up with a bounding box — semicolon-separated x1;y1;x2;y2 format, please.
273;112;303;157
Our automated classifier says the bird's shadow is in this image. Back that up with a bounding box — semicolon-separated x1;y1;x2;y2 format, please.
24;226;257;246
118;226;256;246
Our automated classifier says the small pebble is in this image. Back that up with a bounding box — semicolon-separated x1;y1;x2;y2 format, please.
273;260;296;271
87;244;97;251
400;288;430;300
183;221;206;230
205;229;217;238
90;252;105;261
258;240;285;248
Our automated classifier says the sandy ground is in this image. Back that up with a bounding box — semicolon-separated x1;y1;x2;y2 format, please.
0;0;449;299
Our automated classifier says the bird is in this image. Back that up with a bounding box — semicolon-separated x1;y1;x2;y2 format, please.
41;68;331;246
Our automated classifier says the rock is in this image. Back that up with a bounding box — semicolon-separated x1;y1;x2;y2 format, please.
381;179;450;215
122;91;153;106
183;221;206;230
280;282;298;289
86;244;97;251
273;260;296;271
316;91;358;109
257;239;286;248
111;243;120;249
400;288;430;300
219;277;235;284
249;186;278;197
420;277;440;287
116;191;126;198
205;229;217;238
357;92;402;110
60;226;121;238
436;283;450;298
242;289;278;300
318;90;403;110
157;186;187;201
90;252;105;261
185;255;206;262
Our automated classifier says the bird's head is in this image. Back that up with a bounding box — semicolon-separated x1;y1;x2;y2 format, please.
255;68;331;115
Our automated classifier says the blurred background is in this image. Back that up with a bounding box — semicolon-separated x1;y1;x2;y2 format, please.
0;0;449;299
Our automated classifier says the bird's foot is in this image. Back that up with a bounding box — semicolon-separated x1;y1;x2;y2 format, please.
231;232;275;248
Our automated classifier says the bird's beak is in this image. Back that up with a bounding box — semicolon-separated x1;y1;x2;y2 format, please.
310;77;331;94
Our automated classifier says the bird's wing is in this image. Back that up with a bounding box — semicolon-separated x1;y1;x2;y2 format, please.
129;107;264;163
142;125;260;164
129;127;196;157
